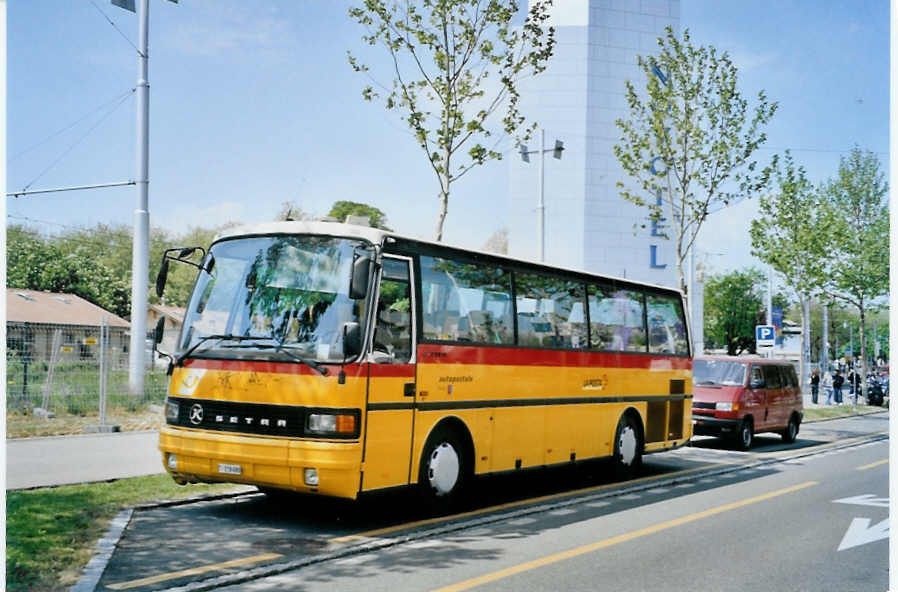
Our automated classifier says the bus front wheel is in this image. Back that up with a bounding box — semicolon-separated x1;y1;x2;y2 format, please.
612;413;643;477
418;426;469;511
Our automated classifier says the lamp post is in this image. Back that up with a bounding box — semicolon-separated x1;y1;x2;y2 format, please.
520;129;563;262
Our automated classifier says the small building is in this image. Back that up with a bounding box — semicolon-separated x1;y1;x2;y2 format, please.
147;303;186;355
6;289;131;367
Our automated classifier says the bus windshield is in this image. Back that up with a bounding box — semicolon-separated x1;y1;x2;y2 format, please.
693;359;747;386
180;235;372;362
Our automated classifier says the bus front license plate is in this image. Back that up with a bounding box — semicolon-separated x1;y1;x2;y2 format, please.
218;463;242;475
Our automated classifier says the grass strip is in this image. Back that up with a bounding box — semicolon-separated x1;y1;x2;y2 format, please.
803;404;885;422
6;475;242;592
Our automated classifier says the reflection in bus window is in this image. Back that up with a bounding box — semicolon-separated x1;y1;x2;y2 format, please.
646;294;689;355
420;256;513;344
515;273;586;349
587;285;646;352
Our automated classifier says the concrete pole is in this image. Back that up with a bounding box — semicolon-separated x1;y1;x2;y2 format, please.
821;303;829;370
766;265;774;358
129;0;150;396
537;128;545;262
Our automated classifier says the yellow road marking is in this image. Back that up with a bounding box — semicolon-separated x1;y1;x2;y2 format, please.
104;553;283;590
330;463;728;544
430;481;817;592
856;459;889;471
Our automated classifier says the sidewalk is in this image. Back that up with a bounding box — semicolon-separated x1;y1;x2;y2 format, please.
6;430;164;490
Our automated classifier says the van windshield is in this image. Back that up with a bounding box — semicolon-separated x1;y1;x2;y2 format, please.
694;360;747;386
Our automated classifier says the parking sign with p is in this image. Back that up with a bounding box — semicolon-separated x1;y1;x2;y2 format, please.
756;325;776;348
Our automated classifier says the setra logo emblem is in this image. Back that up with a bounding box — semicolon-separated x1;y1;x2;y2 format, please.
189;404;204;425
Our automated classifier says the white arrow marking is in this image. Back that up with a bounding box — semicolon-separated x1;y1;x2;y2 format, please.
837;518;889;551
832;494;890;508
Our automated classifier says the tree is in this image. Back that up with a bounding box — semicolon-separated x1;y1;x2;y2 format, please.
348;0;555;241
328;200;392;230
276;201;313;222
481;227;508;254
819;147;889;396
703;268;765;355
614;27;777;294
749;151;827;386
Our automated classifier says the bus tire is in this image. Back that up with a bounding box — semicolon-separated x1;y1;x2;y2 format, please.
612;412;643;478
418;426;469;511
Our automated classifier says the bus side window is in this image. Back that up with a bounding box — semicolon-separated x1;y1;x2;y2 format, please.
373;258;412;364
646;294;689;355
587;284;646;352
420;256;513;344
515;272;586;349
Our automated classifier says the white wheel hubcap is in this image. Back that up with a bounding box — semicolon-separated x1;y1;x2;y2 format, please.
618;425;637;466
428;442;460;496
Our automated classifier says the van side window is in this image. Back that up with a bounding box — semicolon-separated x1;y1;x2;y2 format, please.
750;366;764;387
764;366;782;389
783;365;799;388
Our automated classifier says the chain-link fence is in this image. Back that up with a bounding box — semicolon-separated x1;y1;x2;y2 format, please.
6;321;169;416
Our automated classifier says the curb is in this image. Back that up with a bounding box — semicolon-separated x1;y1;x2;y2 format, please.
70;508;134;592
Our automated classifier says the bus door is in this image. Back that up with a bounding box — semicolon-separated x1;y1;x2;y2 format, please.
361;256;417;492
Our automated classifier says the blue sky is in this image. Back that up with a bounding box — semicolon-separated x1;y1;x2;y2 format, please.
6;0;889;279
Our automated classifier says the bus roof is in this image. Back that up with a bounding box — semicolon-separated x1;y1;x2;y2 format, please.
214;220;683;295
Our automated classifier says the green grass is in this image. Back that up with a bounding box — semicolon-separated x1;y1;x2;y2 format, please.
803;404;887;422
6;475;244;592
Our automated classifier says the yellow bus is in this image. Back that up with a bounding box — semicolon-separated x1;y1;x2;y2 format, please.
156;221;692;506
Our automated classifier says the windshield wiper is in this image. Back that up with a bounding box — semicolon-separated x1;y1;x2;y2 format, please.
175;334;272;366
219;343;329;376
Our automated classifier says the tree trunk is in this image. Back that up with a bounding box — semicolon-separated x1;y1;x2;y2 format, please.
434;152;451;242
821;303;829;371
858;301;867;402
800;294;810;395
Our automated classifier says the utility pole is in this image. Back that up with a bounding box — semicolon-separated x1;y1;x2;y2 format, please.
766;265;774;359
128;0;151;396
520;129;563;263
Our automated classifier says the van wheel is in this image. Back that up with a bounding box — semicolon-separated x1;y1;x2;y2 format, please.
612;413;643;477
418;427;469;512
736;418;754;450
781;415;800;443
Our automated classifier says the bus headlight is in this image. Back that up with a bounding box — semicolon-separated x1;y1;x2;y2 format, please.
307;412;357;436
166;399;179;422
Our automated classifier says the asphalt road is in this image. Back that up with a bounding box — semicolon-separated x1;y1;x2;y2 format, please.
94;412;888;592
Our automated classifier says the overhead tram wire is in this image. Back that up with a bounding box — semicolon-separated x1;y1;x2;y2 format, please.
10;88;135;162
17;92;134;194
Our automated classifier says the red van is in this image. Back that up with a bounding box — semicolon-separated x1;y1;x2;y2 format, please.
691;356;803;450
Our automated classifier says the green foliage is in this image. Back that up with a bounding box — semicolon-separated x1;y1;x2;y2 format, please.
614;27;777;292
6;475;240;591
328;200;392;230
348;0;555;240
704;268;766;355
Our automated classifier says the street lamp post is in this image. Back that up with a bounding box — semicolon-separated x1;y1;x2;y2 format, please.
520;129;563;263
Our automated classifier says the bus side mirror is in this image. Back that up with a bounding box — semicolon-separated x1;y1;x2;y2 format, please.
349;255;371;300
342;322;362;358
154;317;166;345
155;258;170;297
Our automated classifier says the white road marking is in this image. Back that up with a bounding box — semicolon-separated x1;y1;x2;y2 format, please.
833;494;890;508
837;518;889;551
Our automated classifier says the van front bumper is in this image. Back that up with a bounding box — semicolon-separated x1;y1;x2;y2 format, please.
692;415;740;437
158;425;362;499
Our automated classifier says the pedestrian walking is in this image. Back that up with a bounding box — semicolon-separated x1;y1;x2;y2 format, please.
822;370;834;405
832;369;844;404
810;368;820;405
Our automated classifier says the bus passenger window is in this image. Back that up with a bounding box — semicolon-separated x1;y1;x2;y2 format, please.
515;272;586;349
420;256;513;344
646;294;689;355
587;284;646;352
373;258;412;363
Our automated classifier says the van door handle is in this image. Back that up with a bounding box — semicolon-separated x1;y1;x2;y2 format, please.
404;382;416;397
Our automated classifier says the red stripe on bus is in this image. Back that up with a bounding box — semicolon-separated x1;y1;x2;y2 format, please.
416;343;691;369
368;364;415;378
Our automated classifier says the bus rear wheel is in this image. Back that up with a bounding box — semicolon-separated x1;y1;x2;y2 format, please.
418;427;469;512
612;413;643;478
